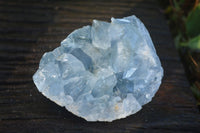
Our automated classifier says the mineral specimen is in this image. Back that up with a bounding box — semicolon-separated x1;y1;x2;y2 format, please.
33;15;163;122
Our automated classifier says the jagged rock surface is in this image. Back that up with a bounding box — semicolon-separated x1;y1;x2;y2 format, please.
33;15;163;122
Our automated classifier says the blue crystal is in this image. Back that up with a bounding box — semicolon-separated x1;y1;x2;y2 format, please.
33;15;163;122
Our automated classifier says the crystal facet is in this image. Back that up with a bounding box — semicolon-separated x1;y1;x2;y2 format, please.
33;15;163;122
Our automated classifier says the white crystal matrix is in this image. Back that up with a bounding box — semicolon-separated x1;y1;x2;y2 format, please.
33;15;163;122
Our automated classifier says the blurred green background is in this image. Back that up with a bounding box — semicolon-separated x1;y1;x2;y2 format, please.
160;0;200;108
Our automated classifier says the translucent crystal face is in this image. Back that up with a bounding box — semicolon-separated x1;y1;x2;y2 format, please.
33;15;163;122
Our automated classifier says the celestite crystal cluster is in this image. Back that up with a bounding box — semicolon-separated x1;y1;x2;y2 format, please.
33;15;163;122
